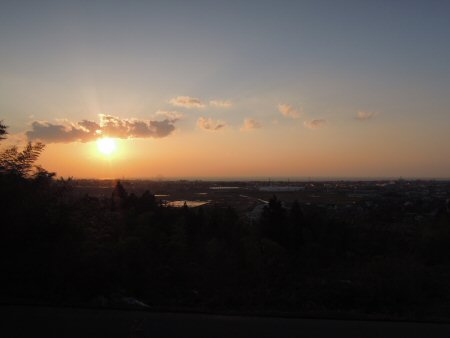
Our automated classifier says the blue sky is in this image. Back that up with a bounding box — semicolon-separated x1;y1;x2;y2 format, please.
1;0;449;178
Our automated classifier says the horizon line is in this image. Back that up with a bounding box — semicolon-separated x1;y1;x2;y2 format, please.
66;176;450;182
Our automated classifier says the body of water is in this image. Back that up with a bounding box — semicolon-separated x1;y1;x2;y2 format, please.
167;200;210;207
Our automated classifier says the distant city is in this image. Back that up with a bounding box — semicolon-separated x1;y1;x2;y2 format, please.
72;178;450;223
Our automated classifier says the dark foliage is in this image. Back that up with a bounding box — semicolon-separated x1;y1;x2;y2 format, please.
0;120;7;140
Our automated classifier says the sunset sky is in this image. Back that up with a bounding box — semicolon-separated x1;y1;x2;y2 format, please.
1;0;450;179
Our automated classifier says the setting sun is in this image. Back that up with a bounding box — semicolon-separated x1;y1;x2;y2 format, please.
96;137;117;155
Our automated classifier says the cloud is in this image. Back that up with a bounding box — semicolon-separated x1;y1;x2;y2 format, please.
304;119;327;129
26;121;96;143
197;117;227;131
132;119;176;138
240;118;262;131
210;100;232;108
169;96;205;108
26;114;179;143
278;104;301;119
355;111;377;121
79;119;101;132
155;110;184;120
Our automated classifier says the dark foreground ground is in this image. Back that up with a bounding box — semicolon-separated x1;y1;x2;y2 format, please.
3;305;450;338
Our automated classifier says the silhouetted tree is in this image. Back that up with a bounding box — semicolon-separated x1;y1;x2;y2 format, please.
288;200;304;251
0;141;46;177
140;190;157;211
0;120;7;140
260;195;288;246
111;180;128;210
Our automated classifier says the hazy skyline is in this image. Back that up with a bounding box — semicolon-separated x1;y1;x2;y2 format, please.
1;0;450;178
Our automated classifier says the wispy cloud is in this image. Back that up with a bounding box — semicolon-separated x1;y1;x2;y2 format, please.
355;111;377;121
26;114;179;143
210;100;232;108
155;110;184;120
169;96;205;108
278;104;301;119
197;117;227;131
240;118;262;131
169;96;232;109
304;119;327;129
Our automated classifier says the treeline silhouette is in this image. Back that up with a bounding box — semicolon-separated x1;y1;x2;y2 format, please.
1;121;450;320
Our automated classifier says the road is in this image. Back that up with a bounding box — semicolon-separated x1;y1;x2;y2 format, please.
2;305;450;338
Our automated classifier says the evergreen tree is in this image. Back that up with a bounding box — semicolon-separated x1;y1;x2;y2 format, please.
111;180;128;210
260;195;288;246
0;120;7;140
288;200;304;251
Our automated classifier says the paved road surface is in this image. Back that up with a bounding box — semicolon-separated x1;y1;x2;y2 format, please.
2;305;450;338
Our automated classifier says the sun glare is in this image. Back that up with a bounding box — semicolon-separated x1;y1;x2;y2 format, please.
97;137;117;155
